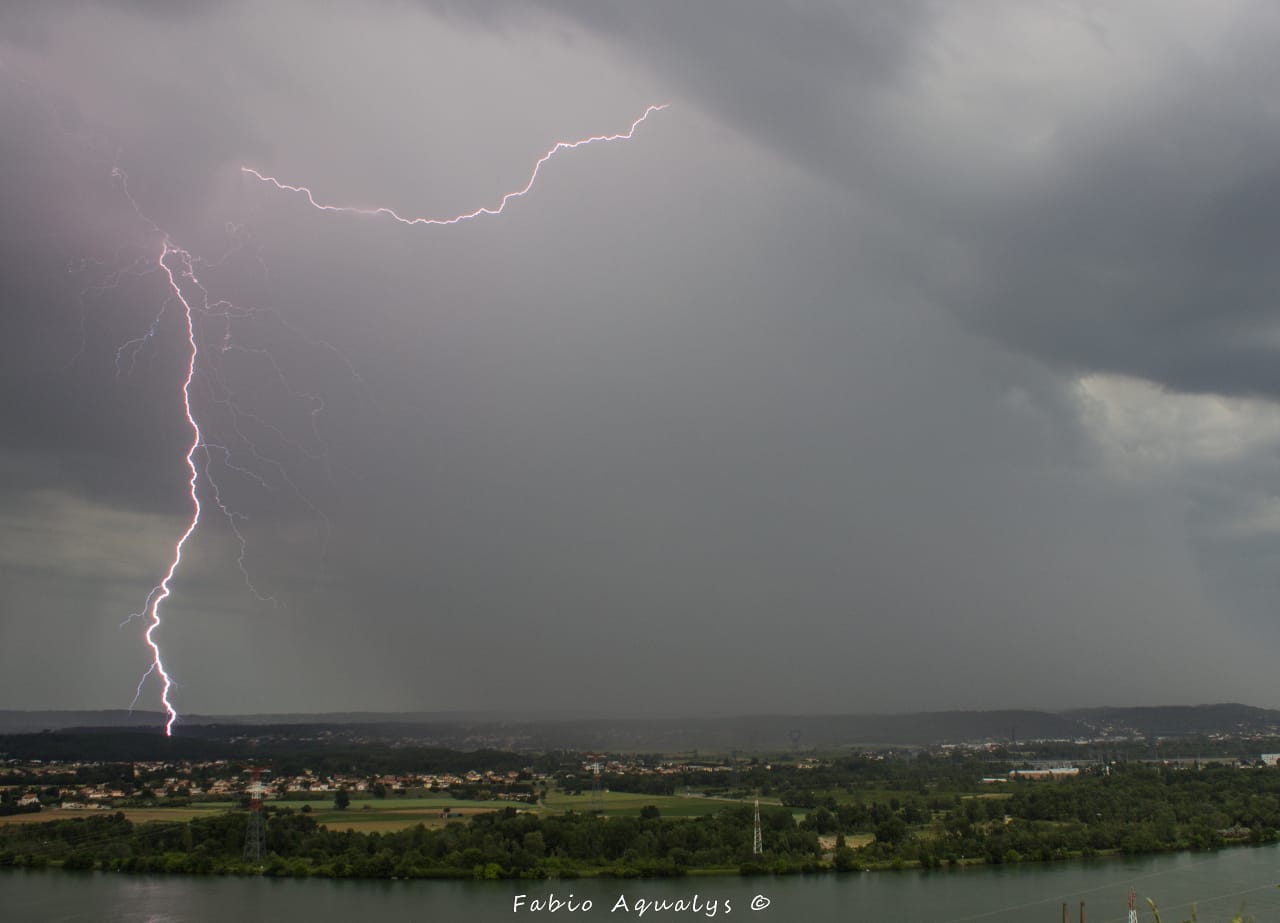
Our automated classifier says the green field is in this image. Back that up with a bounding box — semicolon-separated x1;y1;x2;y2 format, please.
7;789;771;835
312;790;753;828
290;796;523;831
0;802;235;828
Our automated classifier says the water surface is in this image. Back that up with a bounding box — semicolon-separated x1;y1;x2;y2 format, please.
4;846;1280;922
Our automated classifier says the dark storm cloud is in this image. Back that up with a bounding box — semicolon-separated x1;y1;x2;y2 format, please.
3;0;1280;717
943;56;1280;399
430;0;1280;399
424;0;933;185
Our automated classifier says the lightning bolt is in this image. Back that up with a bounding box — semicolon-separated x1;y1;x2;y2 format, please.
241;104;668;225
128;240;202;736
107;103;668;736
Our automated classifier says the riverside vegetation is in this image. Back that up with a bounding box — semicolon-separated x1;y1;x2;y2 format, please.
6;757;1280;879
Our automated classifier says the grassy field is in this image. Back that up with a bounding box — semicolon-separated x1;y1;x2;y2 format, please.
0;804;229;827
316;790;769;829
314;806;504;832
308;796;524;831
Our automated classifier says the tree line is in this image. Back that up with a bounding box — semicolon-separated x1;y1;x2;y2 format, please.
0;804;819;879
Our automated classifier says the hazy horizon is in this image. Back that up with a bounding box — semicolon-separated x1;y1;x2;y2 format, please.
2;700;1276;724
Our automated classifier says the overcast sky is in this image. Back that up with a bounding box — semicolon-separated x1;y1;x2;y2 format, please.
3;0;1280;720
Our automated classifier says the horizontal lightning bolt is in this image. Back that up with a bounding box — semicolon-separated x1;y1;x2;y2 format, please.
241;104;668;226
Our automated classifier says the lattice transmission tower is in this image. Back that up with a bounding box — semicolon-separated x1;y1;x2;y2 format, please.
242;766;268;864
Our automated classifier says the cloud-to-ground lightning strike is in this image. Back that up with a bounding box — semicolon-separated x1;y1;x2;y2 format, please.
241;104;668;225
107;168;279;736
113;103;668;735
131;241;203;736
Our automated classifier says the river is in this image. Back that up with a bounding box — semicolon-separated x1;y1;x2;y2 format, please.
3;846;1280;922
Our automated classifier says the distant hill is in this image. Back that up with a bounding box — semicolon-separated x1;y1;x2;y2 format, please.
0;707;1081;749
0;710;173;734
0;709;543;735
4;704;1278;752
1065;704;1280;739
